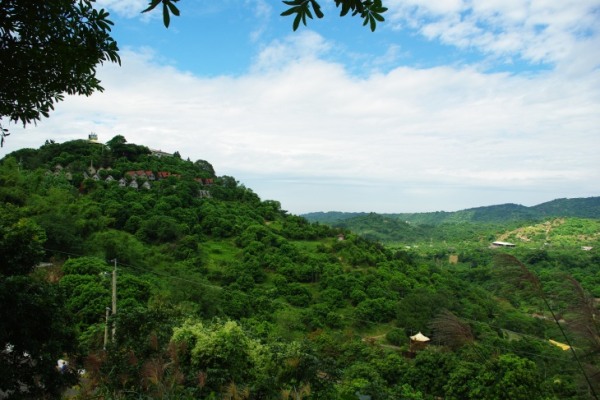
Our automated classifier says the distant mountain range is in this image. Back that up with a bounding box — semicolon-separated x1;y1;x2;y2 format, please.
302;197;600;225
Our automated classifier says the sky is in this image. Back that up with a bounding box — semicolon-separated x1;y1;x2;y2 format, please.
1;0;600;214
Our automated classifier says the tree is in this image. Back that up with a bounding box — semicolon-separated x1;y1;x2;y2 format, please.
171;319;268;394
1;1;385;147
473;354;542;400
0;207;76;397
495;254;600;400
0;0;120;145
0;275;77;398
280;0;388;32
193;159;215;176
0;213;46;276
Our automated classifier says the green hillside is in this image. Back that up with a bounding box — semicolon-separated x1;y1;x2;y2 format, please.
532;197;600;218
1;137;599;399
303;198;600;250
304;197;600;225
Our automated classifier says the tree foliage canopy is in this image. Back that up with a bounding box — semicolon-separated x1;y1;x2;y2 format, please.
0;0;120;144
143;0;388;31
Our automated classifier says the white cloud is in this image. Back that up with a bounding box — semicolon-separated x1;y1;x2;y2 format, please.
386;0;600;71
2;30;598;213
95;0;148;18
251;31;333;71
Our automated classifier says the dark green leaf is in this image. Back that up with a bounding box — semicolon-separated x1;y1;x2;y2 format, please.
163;3;171;28
167;1;180;16
293;13;301;30
142;0;161;13
305;7;313;19
281;7;299;16
340;2;350;16
310;0;324;18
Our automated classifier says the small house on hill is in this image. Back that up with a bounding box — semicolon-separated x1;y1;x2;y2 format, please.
409;332;430;351
151;149;173;158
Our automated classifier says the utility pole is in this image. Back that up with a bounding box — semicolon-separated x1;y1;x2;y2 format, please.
111;258;117;341
103;307;110;350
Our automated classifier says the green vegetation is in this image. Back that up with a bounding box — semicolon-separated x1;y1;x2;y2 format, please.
1;137;599;399
303;201;600;251
304;197;600;226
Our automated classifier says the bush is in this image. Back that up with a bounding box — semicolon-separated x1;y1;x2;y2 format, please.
386;328;407;346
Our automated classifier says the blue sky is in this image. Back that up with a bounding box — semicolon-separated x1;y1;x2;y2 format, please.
1;0;599;214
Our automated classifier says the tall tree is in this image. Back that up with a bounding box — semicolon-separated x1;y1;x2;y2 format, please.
0;0;120;145
0;208;76;397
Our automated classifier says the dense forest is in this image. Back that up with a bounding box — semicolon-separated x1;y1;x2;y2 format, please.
1;137;599;399
302;199;600;249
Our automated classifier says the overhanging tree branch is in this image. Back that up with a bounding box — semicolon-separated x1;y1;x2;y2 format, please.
143;0;388;31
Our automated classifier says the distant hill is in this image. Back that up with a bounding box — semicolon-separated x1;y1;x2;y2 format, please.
302;198;600;245
531;197;600;219
303;197;600;225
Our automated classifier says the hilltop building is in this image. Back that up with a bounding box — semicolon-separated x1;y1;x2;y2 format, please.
150;149;173;158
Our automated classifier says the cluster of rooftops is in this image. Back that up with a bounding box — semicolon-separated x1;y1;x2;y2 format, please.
50;162;214;197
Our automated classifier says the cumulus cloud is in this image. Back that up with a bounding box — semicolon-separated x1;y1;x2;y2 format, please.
3;28;598;212
251;31;333;71
2;2;600;213
386;0;600;71
96;0;148;18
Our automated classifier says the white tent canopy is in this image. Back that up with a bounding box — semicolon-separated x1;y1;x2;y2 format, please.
410;332;430;342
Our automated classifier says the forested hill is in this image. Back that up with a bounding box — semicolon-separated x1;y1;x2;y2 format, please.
303;197;600;225
1;137;599;399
